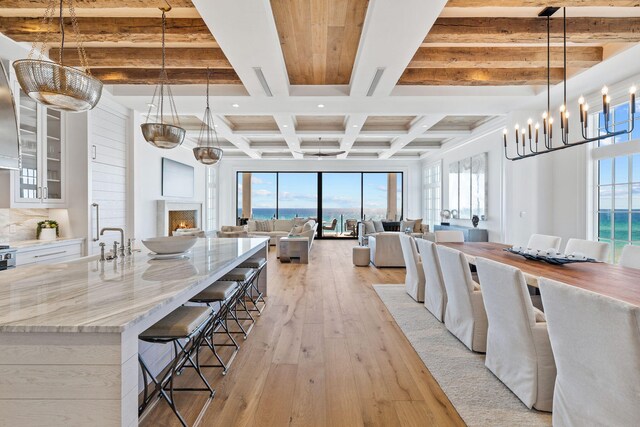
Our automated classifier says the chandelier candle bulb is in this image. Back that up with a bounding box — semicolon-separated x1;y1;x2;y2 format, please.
535;123;539;144
549;117;553;139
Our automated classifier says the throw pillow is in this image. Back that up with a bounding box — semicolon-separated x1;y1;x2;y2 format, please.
401;220;416;233
302;220;314;232
363;220;376;234
373;220;384;232
289;225;304;236
407;218;423;233
247;220;257;232
255;220;271;232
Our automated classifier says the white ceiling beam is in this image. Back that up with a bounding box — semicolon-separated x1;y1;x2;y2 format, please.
210;114;261;159
349;0;448;96
192;0;290;97
423;129;472;138
273;115;303;159
379;115;446;159
338;114;369;159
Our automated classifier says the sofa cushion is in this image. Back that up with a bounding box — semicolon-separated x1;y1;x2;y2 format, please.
401;220;416;233
290;225;304;235
221;225;245;232
373;220;385;232
273;219;295;232
406;218;423;233
294;217;313;226
302;220;315;232
363;220;376;234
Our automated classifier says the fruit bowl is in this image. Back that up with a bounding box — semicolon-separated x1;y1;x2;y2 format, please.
141;236;198;254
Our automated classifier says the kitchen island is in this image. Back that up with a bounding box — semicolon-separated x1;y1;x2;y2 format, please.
0;237;269;427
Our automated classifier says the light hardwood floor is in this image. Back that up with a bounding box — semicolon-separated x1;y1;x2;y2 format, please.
140;239;465;427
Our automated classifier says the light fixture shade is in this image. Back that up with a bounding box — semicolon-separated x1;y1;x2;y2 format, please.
193;146;223;165
13;59;102;112
141;123;185;149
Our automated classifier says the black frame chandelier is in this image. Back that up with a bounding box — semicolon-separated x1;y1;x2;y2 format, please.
503;7;636;161
13;0;103;112
193;68;224;165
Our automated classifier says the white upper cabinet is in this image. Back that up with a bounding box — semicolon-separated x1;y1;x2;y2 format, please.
0;82;67;208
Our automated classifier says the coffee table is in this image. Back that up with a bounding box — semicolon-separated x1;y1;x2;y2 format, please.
279;236;309;264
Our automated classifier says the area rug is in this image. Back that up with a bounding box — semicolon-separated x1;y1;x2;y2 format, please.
373;284;552;427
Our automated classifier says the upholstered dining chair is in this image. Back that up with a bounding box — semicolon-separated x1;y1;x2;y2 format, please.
564;238;610;262
415;238;447;322
526;234;562;251
619;244;640;270
539;278;640;426
434;230;465;243
476;258;556;412
399;234;425;302
436;245;488;352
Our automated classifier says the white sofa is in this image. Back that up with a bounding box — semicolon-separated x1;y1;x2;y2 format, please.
246;218;316;246
368;233;405;267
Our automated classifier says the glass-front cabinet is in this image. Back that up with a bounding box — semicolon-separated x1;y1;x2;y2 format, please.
12;82;65;206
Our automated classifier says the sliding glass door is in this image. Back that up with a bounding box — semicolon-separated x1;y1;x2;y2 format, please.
236;171;403;238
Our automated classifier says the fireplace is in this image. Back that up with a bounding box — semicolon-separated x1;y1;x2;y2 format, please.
157;201;203;237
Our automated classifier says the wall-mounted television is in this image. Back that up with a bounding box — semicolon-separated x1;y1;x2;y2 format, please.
162;158;194;198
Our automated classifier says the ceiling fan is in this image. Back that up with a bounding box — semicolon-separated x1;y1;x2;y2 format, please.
295;137;346;158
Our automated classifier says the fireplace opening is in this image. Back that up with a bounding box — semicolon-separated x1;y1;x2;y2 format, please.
168;210;197;236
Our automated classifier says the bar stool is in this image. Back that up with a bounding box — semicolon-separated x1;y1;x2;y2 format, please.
190;281;241;375
238;257;267;315
138;306;214;427
219;267;257;339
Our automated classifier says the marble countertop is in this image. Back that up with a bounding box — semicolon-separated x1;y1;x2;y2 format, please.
0;237;269;334
4;237;85;250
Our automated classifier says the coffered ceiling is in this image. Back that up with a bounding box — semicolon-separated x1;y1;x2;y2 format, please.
1;0;639;161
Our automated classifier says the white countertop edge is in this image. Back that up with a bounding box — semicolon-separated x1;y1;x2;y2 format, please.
0;238;269;334
9;237;86;251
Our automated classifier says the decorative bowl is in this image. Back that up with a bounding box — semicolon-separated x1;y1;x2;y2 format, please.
141;236;197;254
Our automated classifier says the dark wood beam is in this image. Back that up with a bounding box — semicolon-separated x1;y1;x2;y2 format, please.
398;68;566;86
408;46;602;68
0;17;213;44
49;47;232;68
426;17;640;44
90;68;241;85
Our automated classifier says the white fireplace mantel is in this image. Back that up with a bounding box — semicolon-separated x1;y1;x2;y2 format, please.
157;200;203;237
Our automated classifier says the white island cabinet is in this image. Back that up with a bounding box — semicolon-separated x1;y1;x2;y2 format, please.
0;237;268;427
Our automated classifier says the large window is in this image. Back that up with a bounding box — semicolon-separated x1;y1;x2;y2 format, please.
235;171;403;237
423;161;442;231
593;100;640;262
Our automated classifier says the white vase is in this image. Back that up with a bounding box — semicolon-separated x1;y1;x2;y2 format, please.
39;228;57;241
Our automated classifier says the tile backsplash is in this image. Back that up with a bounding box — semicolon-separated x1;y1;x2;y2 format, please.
0;208;51;242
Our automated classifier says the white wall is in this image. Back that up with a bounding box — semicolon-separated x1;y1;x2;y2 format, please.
216;158;423;227
132;113;208;240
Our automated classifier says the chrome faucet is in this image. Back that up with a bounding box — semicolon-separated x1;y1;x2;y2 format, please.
100;228;125;257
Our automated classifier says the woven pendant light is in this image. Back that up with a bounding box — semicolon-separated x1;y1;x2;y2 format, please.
140;2;185;149
193;68;223;165
13;0;103;112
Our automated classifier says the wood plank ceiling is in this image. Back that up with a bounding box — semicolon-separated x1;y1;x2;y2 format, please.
399;0;640;86
270;0;369;85
0;0;242;85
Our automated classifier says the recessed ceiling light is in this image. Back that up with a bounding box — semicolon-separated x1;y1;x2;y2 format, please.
146;103;156;109
317;104;325;108
352;124;359;128
422;124;429;128
282;124;288;128
232;103;240;108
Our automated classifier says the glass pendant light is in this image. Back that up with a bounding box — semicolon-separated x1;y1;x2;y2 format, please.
13;0;103;112
193;68;223;165
140;2;185;149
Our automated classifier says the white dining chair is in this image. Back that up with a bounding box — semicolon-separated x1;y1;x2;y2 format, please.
619;244;640;270
539;278;640;426
399;234;425;302
415;238;447;322
564;238;610;262
476;258;556;412
435;230;465;243
436;245;487;352
527;234;561;251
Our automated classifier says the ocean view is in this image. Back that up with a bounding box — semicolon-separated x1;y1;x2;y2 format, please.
238;207;389;223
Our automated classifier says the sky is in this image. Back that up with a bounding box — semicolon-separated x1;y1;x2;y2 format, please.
237;172;402;213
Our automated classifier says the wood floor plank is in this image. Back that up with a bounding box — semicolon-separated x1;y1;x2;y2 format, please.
140;240;465;427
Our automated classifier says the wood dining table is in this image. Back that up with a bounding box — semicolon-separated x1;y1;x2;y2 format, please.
440;242;640;307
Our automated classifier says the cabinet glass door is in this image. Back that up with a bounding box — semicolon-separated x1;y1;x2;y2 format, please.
44;108;63;201
17;88;40;201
